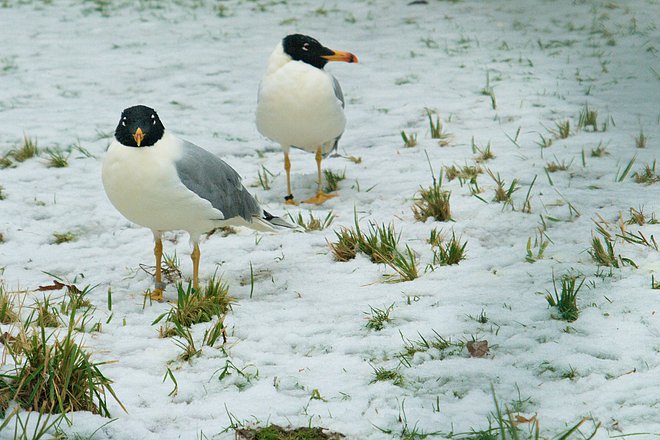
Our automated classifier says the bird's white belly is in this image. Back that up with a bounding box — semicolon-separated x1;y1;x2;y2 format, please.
102;141;222;235
256;64;345;153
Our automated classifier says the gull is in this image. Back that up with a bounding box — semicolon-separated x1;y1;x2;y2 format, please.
256;34;358;205
102;105;293;300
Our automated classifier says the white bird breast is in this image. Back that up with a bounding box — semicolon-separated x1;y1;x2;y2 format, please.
256;61;346;153
101;133;223;235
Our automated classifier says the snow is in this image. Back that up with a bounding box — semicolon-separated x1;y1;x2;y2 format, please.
0;0;658;438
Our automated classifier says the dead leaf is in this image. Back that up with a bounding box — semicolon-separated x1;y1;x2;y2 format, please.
466;340;489;358
514;415;537;425
36;280;67;291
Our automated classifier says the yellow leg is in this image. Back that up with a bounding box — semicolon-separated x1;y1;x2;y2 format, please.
283;152;298;205
191;243;200;291
150;235;164;301
302;147;337;205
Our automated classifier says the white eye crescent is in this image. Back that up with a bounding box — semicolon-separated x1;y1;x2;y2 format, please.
121;121;126;126
302;43;310;51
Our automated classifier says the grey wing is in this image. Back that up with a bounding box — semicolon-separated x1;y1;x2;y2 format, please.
324;75;345;157
332;75;345;109
175;140;261;222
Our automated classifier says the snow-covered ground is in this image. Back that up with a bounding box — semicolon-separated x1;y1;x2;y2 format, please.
1;0;658;438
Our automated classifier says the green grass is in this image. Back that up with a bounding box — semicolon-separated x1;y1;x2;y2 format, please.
425;108;451;145
401;130;418;148
590;143;609;157
45;148;70;168
444;164;483;183
412;172;452;222
589;222;637;268
551;119;571;139
525;232;550;263
447;386;599;439
634;129;647;148
632;160;659;185
487;169;519;207
398;330;464;364
0;313;125;418
256;165;276;190
0;283;19;324
11;134;40;162
431;232;467;266
577;103;600;132
323;169;346;193
625;207;658;225
153;275;233;330
0;406;67;440
51;232;77;244
480;71;497;110
545;273;585;322
328;217;419;282
369;365;404;386
545;158;571;172
235;424;345;440
472;138;495;162
365;304;394;331
287;211;335;232
428;228;444;247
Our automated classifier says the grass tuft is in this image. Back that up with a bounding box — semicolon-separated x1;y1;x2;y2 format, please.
425;109;451;145
401;130;418;148
153;276;233;330
287;210;335;232
487;169;519;207
364;304;394;331
632;160;659;185
449;386;600;439
11;134;40;162
0;313;125;418
590;143;609;157
329;214;418;282
236;424;345;440
625;207;658;226
634;129;647;148
412;172;452;222
577;103;599;132
323;169;346;193
545;272;584;322
0;283;19;324
431;232;467;266
45;148;70;168
51;232;77;244
444;163;483;183
472;138;495;162
551;119;571;139
256;165;275;190
369;365;404;386
589;220;637;268
545;158;571;172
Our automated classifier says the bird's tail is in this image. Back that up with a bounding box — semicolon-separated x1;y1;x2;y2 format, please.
251;210;301;232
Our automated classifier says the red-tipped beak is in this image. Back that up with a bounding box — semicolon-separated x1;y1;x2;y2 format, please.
133;127;144;146
322;50;358;63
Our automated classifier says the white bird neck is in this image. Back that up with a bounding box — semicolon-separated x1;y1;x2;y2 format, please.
265;42;294;75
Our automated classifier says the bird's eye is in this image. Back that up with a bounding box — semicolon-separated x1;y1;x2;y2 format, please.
153;120;156;125
302;43;310;51
121;121;126;126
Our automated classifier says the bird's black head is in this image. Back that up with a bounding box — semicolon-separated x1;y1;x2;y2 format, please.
114;105;165;148
282;34;358;70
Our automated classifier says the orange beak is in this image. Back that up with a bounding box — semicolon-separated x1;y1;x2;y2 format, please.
322;50;358;63
133;127;144;146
